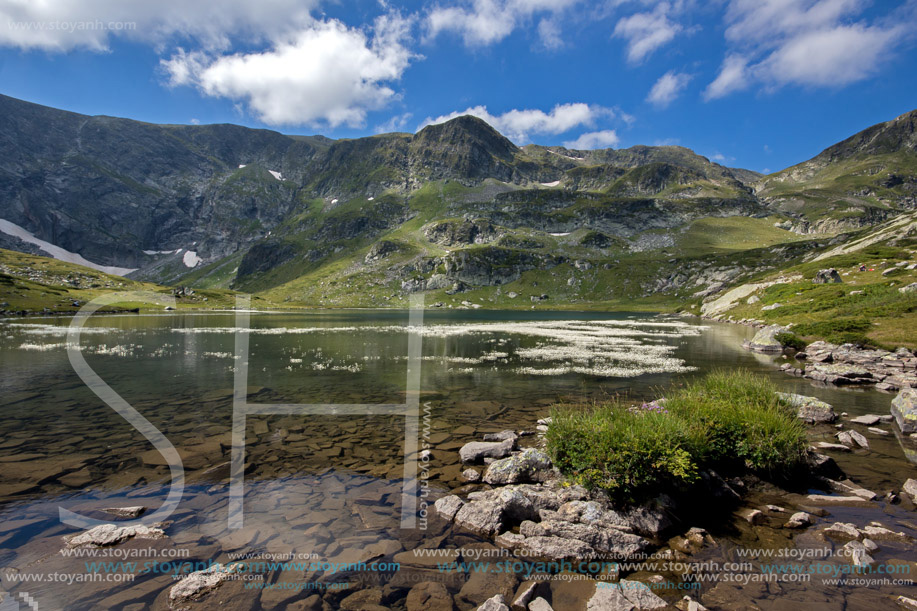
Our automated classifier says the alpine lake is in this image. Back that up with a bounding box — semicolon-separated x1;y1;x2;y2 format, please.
0;310;915;610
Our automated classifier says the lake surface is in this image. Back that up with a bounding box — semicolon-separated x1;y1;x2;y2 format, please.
0;310;914;609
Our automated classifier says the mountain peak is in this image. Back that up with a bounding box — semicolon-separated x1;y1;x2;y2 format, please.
817;108;917;161
414;115;518;160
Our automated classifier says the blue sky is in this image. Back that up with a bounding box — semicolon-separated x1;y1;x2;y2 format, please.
1;0;915;173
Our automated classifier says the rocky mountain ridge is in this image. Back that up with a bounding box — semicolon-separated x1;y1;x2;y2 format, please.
0;93;915;309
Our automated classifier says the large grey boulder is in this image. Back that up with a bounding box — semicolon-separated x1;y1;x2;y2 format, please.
434;495;465;521
777;392;837;424
454;501;506;536
495;532;595;562
460;439;515;463
520;519;649;558
742;325;786;353
891;388;917;433
483;448;555;484
813;268;843;284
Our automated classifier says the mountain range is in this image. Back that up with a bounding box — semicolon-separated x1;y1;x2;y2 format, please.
0;93;915;313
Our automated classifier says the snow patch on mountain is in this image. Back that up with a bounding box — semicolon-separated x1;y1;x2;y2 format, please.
182;250;202;268
0;218;137;276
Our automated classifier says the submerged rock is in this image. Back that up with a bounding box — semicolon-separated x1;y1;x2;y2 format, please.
586;580;668;610
785;512;813;528
406;582;453;611
101;506;147;518
65;523;165;548
891;388;917;434
169;562;242;605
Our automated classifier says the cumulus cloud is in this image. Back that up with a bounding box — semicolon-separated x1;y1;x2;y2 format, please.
425;0;580;47
563;130;620;150
613;2;682;63
757;24;902;87
162;14;415;128
705;0;914;99
646;70;692;108
0;0;317;51
419;102;613;142
703;54;750;100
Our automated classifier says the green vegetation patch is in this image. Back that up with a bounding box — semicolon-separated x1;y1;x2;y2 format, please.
546;370;807;502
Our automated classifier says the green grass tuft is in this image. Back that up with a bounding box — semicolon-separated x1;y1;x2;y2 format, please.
546;370;807;502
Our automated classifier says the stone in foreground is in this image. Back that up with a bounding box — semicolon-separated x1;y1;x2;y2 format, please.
460;439;515;464
742;325;786;353
169;563;242;605
483;448;554;485
586;580;668;610
777;393;836;424
477;594;510;611
891;388;917;434
65;523;165;548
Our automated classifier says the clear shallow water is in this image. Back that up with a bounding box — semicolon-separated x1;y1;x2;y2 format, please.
0;310;914;610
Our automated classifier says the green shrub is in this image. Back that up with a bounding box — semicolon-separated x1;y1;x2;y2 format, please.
793;318;872;345
546;370;807;501
774;332;807;351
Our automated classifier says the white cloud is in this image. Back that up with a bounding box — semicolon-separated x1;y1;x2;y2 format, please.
756;24;901;87
563;130;620;150
0;0;317;51
646;70;692;108
613;2;682;64
705;0;914;98
420;102;613;142
425;0;580;47
375;112;414;133
163;14;415;128
704;54;749;100
537;17;564;49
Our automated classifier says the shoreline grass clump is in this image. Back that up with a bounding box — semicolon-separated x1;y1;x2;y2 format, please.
545;370;807;502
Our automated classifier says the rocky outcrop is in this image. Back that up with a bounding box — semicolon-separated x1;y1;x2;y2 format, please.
424;219;500;246
813;268;843;283
782;341;917;390
443;247;563;287
437;435;666;566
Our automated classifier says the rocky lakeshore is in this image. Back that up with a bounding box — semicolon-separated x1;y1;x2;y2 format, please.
431;389;917;611
737;322;917;391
